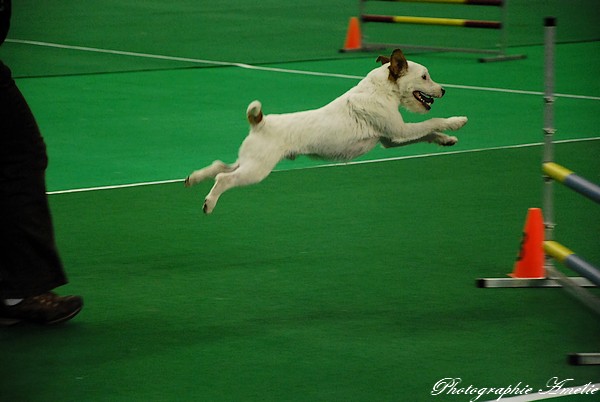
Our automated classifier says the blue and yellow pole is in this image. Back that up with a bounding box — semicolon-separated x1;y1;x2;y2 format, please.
544;241;600;287
543;162;600;204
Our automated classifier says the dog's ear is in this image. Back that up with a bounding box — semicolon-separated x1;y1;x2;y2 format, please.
376;55;390;65
387;49;408;82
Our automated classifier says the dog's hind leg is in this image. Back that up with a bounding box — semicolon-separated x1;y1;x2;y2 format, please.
185;160;239;187
203;158;279;214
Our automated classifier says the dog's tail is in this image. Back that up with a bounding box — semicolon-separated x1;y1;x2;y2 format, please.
246;100;263;126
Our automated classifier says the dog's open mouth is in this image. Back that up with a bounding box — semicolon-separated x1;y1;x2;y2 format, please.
413;91;434;110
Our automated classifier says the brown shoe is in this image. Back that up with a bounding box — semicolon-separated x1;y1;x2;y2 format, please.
0;292;83;325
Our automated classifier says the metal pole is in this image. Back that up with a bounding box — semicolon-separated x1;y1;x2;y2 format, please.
542;17;556;250
359;0;367;47
498;0;510;56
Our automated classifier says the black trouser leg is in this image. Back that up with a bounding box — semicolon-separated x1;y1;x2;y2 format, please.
0;61;68;299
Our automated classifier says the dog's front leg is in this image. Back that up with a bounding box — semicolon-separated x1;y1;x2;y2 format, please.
381;131;457;148
385;116;467;146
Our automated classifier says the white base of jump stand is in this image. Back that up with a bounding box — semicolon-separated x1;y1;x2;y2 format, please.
569;353;600;366
476;276;595;288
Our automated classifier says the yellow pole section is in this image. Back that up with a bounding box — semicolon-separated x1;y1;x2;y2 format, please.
543;162;573;183
543;241;574;264
392;16;466;26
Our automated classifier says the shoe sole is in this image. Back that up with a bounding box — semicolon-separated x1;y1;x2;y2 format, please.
0;305;83;326
45;305;83;325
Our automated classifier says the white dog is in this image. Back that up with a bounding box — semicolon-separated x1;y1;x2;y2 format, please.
186;49;467;214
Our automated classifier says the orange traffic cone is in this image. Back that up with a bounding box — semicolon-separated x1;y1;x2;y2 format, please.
341;17;362;51
510;208;545;278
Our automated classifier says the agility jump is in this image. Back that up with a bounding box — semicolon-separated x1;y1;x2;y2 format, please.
346;0;525;61
478;17;600;366
540;18;600;322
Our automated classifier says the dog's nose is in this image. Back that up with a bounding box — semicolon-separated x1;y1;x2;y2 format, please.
441;88;446;97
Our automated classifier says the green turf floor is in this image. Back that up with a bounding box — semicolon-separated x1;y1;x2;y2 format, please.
1;142;599;401
1;2;599;400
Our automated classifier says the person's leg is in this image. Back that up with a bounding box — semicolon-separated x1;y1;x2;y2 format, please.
0;61;68;297
0;61;82;324
0;174;69;298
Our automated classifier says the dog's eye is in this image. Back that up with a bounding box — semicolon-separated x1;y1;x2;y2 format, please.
421;74;427;80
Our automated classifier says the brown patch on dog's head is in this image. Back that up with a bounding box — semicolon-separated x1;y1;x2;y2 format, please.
376;55;390;65
378;49;408;82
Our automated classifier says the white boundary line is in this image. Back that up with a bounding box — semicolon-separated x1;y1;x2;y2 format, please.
5;39;363;80
46;137;600;196
6;39;600;101
276;136;600;172
442;83;600;101
47;179;184;195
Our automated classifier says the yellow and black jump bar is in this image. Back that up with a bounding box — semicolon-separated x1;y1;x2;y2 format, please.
361;14;502;29
543;162;600;204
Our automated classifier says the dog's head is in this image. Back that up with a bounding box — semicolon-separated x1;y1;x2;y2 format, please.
376;49;445;114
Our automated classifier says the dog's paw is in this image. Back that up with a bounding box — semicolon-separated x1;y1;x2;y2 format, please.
203;198;215;214
434;134;458;146
185;170;205;187
445;116;468;131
